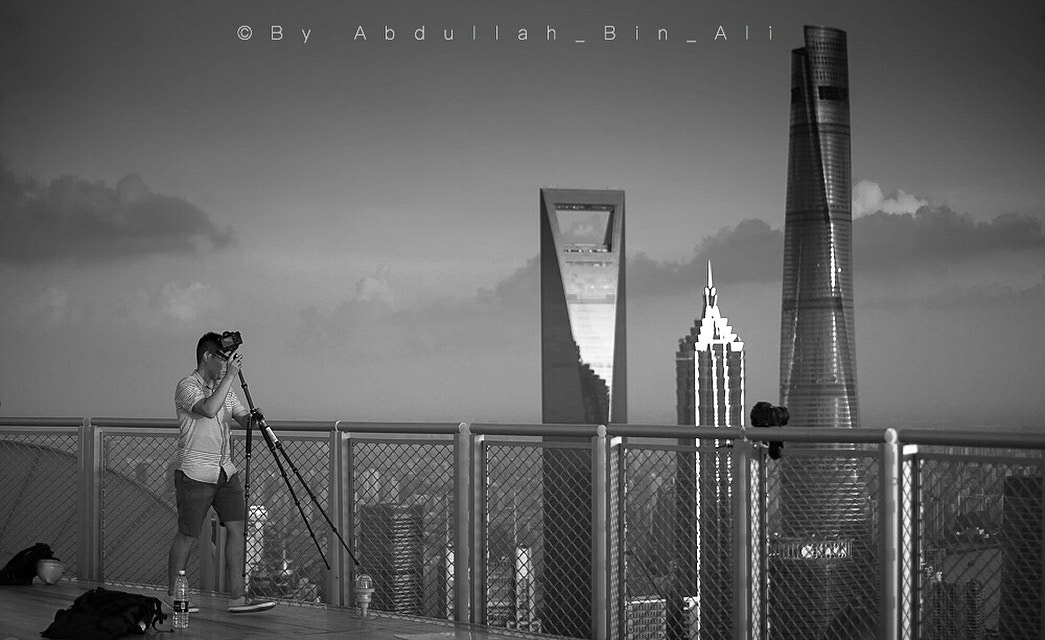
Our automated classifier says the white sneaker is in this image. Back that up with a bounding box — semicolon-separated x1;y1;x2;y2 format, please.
227;596;276;614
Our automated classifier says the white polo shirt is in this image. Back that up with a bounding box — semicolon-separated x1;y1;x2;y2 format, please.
174;371;245;483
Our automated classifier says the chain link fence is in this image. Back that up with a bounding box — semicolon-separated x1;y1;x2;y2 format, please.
482;438;547;634
620;438;739;640
231;428;334;604
349;436;455;619
902;446;1043;640
762;446;881;640
1;419;1042;640
100;428;184;586
0;425;81;577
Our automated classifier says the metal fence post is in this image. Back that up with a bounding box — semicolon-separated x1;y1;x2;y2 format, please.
329;423;344;606
472;432;487;625
733;432;752;640
881;428;901;640
592;425;609;640
455;422;473;624
78;416;103;581
908;447;921;640
339;423;355;608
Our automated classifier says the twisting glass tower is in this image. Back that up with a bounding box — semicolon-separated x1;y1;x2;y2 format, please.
771;26;874;640
779;25;858;431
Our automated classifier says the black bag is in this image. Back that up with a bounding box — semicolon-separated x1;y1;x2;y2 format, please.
0;542;56;585
41;587;167;640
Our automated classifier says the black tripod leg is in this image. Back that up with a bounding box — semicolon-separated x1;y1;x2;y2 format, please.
260;427;332;571
272;440;360;568
242;415;254;588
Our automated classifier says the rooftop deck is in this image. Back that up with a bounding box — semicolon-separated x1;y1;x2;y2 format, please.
0;580;534;640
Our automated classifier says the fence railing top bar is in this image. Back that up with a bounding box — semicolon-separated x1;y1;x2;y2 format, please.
238;419;334;433
607;424;745;439
91;417;178;429
0;417;85;428
471;423;603;437
753;427;890;445
334;421;461;435
896;428;1045;450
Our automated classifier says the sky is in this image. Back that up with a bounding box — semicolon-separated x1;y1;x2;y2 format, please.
1;1;1044;429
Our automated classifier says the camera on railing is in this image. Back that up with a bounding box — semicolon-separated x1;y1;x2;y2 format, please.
750;401;788;459
217;330;243;360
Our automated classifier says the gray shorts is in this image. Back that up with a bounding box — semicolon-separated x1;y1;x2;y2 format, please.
174;469;245;537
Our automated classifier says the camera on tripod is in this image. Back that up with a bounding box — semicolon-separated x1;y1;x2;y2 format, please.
750;401;789;459
217;331;242;360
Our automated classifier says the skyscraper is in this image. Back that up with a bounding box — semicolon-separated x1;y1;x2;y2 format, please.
677;262;745;428
540;188;626;426
778;25;858;432
771;26;873;640
540;188;626;638
358;502;423;615
675;262;745;640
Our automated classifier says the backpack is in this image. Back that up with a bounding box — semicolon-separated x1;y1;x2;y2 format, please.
41;587;167;640
0;542;56;585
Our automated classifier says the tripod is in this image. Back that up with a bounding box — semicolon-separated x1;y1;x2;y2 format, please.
236;369;361;592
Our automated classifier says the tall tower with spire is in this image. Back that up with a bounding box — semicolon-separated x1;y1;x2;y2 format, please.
779;24;858;432
770;26;874;640
670;262;745;640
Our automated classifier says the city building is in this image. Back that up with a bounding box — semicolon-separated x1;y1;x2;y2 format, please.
674;261;745;640
676;261;745;429
540;187;626;638
999;475;1042;639
770;25;874;640
778;24;859;432
625;597;668;640
540;187;626;427
358;502;424;615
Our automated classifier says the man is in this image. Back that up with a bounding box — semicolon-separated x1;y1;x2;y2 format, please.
168;332;276;614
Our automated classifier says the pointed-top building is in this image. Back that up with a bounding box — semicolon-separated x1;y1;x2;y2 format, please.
676;261;745;427
672;262;745;640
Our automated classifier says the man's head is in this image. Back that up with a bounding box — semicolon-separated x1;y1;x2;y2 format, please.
195;332;226;380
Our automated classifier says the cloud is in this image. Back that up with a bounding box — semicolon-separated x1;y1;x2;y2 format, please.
629;184;1045;294
630;218;784;294
853;180;928;216
0;163;233;263
476;256;539;306
21;286;76;325
152;282;223;324
298;262;539;358
854;206;1045;273
18;281;223;327
862;279;1045;311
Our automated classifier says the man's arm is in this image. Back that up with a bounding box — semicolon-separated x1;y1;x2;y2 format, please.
231;398;251;429
191;353;244;418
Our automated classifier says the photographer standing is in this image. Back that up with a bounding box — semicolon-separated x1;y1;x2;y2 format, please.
167;332;276;614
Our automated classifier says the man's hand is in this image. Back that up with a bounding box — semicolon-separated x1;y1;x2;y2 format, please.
225;352;244;378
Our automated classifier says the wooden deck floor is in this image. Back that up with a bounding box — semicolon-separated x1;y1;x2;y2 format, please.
0;580;533;640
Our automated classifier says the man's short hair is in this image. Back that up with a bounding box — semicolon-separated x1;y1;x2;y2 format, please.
196;332;222;366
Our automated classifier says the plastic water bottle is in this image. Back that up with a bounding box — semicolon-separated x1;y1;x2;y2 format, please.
173;570;190;629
